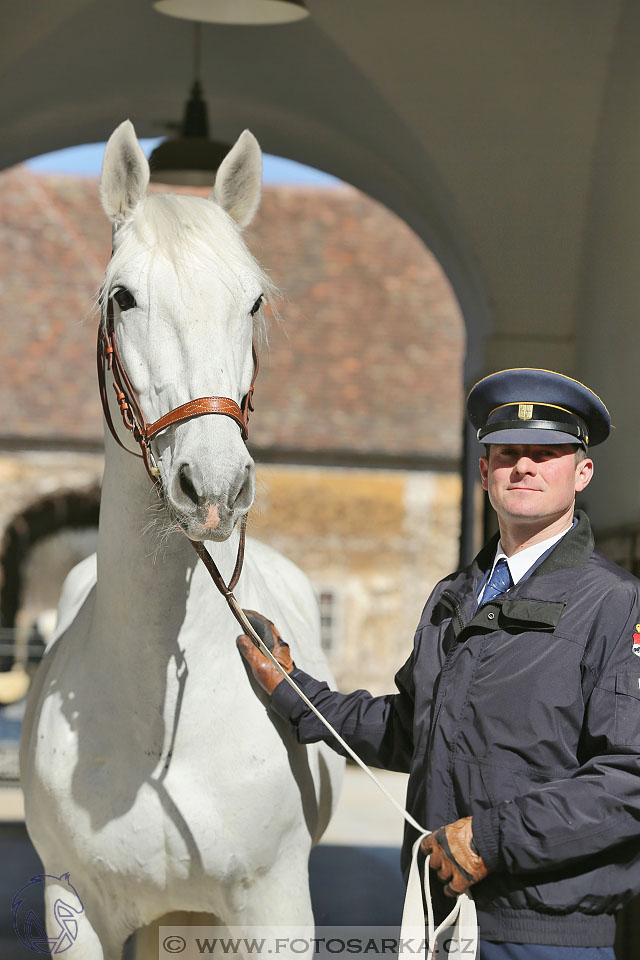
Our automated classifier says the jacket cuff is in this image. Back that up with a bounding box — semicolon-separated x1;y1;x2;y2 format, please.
471;805;503;873
270;667;322;722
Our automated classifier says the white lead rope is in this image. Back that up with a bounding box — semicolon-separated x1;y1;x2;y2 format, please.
231;597;479;960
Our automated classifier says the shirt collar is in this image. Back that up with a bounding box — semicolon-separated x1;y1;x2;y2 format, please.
493;521;574;586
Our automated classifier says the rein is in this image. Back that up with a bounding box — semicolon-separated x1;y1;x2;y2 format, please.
97;294;477;960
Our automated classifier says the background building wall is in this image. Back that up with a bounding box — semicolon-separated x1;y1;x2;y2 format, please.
251;465;461;693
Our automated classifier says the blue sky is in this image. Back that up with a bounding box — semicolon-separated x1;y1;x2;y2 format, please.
26;138;341;186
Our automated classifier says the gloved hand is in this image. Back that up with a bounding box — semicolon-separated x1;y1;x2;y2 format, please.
236;610;295;695
420;816;489;897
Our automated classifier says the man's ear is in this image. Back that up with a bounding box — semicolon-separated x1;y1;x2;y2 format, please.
479;455;489;491
575;456;594;493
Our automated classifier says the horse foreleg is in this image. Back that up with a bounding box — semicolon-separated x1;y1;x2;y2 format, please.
224;856;316;957
43;879;124;960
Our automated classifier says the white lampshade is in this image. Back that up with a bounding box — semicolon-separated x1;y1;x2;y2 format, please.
149;138;231;185
154;0;309;25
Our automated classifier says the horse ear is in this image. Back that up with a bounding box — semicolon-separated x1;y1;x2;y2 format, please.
210;129;262;229
100;120;150;226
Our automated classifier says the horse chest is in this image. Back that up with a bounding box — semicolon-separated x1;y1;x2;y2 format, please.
27;646;301;884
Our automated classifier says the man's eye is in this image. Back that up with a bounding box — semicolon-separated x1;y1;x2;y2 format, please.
113;288;136;311
250;295;263;317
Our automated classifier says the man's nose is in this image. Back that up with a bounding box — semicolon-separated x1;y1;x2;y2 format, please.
513;456;537;475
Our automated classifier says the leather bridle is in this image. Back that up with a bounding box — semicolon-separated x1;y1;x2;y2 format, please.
97;294;259;596
98;297;258;473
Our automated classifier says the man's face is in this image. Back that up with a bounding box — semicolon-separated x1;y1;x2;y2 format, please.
478;444;593;526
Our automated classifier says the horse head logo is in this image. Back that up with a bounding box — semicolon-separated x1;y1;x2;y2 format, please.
12;872;84;954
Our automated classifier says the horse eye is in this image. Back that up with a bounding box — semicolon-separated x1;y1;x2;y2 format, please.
113;288;136;311
250;295;263;317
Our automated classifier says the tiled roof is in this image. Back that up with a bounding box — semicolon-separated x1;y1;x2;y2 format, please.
0;167;464;460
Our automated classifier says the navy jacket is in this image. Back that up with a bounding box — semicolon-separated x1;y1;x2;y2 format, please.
272;512;640;947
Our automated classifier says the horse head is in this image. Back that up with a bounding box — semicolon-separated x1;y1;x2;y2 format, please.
99;120;270;542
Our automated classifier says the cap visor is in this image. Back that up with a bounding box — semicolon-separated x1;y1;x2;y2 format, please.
480;428;585;446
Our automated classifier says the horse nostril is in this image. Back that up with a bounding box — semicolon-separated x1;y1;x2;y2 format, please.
178;465;199;506
233;463;255;511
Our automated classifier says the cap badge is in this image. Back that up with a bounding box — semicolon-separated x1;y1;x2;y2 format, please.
633;625;640;657
518;403;533;420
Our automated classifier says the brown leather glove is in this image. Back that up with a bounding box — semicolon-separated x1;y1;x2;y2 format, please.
236;610;295;695
420;816;489;897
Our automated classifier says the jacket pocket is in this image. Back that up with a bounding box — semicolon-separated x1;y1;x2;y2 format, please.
615;670;640;745
500;597;565;630
452;757;517;813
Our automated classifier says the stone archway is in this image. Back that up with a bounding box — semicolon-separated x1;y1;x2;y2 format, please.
0;485;100;671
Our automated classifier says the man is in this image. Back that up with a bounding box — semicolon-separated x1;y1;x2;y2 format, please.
238;368;640;960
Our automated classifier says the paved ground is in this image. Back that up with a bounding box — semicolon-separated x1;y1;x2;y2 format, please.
0;766;408;958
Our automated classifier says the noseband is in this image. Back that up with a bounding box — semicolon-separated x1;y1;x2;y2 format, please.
97;294;259;594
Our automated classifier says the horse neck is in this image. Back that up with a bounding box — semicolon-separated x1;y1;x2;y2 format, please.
92;431;241;655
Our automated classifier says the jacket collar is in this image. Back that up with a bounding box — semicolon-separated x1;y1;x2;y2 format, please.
502;509;594;602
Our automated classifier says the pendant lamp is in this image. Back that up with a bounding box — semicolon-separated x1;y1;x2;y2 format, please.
149;24;232;185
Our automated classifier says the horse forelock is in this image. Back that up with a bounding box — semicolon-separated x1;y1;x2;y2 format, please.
99;192;277;342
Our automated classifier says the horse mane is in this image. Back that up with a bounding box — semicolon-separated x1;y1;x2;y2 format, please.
99;192;276;340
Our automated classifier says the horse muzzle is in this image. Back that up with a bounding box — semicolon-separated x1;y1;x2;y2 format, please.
166;458;255;542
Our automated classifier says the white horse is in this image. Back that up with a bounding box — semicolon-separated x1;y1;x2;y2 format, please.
20;121;344;960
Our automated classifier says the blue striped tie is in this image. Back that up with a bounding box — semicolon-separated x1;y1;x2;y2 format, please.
481;557;512;606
